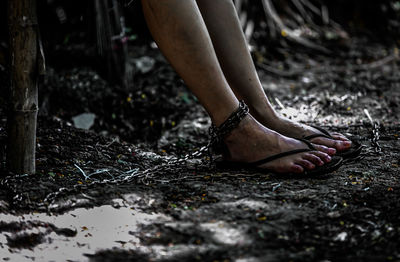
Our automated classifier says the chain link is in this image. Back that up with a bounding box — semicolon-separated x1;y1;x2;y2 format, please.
371;123;381;153
1;102;251;208
209;100;249;154
360;122;382;157
0;114;384;209
0;144;213;209
2;102;252;209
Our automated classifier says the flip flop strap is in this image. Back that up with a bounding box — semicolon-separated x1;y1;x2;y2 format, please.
303;125;333;140
249;148;312;166
250;138;315;166
296;138;316;150
303;133;332;140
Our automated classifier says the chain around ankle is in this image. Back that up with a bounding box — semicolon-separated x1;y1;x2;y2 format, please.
209;100;249;149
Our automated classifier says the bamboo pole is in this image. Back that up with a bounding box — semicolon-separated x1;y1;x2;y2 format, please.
6;0;42;174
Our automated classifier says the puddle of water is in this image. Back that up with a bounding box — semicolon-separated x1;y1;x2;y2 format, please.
200;221;249;246
220;199;270;210
0;205;170;262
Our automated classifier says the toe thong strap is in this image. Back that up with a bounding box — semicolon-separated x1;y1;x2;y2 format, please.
249;138;317;167
249;148;312;166
303;133;331;140
296;138;316;150
303;126;333;141
311;125;331;136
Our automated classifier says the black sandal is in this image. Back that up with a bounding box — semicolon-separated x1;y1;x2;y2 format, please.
303;126;363;159
209;101;343;176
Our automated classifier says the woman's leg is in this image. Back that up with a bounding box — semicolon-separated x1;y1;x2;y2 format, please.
196;0;351;152
141;0;237;126
141;0;332;174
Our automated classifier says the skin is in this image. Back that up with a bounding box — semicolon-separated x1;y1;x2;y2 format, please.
196;0;352;152
141;0;334;174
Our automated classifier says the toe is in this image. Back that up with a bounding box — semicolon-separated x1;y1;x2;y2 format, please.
303;153;324;166
291;164;304;174
313;151;332;163
331;133;351;141
333;139;352;151
312;137;351;152
312;144;336;155
296;159;315;170
311;137;335;148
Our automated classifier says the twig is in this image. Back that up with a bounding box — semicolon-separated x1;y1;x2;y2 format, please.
321;5;329;25
81;193;96;201
258;62;299;77
87;168;111;177
125;168;140;175
299;0;320;16
358;54;398;70
235;0;243;13
257;53;399;77
74;164;89;180
291;0;313;24
105;138;118;147
124;0;134;7
274;97;286;109
244;20;255;43
364;109;374;125
261;0;330;53
283;1;305;25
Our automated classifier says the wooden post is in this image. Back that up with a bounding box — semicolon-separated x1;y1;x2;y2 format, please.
6;0;43;174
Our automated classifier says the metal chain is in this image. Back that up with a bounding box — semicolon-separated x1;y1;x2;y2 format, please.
371;123;382;153
0;173;29;205
0;144;212;209
209;100;249;153
1;101;250;208
360;122;382;157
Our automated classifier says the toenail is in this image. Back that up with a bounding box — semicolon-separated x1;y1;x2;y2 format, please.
344;141;352;146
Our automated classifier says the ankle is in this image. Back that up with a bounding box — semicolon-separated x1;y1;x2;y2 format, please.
209;100;250;154
223;115;257;161
224;115;253;144
250;102;280;127
211;100;240;127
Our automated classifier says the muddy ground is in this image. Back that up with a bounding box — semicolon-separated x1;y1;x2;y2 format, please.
0;38;400;261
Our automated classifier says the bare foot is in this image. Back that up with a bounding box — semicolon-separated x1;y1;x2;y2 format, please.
222;115;332;174
251;108;352;154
